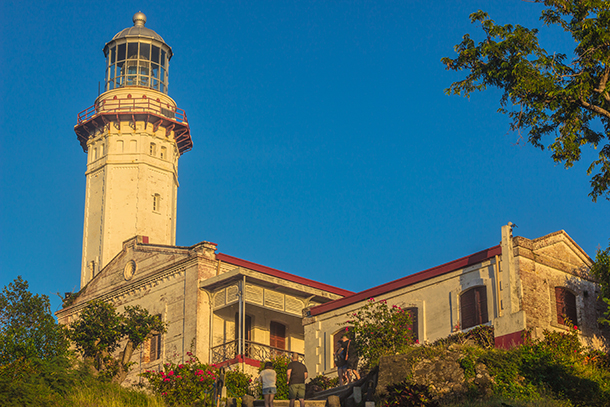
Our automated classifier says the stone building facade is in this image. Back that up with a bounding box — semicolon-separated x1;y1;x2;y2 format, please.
301;224;608;379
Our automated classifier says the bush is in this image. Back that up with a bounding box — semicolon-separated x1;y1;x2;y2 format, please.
141;353;252;406
345;298;416;369
256;355;291;400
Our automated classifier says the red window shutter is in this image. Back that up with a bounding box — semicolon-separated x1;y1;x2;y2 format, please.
461;286;488;330
270;321;286;350
405;307;419;341
555;287;577;326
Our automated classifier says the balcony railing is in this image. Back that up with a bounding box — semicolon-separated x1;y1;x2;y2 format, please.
211;340;304;365
76;97;188;125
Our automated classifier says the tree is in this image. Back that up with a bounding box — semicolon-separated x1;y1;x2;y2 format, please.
0;276;69;365
68;299;166;384
591;242;610;325
344;298;416;369
441;0;610;201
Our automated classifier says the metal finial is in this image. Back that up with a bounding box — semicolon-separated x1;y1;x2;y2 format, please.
133;12;146;27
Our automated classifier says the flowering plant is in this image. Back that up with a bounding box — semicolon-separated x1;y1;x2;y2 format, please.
343;298;416;369
141;352;252;406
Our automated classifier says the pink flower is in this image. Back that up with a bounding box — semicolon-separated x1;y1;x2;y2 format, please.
415;340;419;344
574;325;578;330
200;377;205;381
178;364;184;369
177;375;182;379
164;378;170;382
168;371;174;376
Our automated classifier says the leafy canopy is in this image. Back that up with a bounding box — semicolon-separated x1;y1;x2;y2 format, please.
442;0;610;201
344;298;416;369
68;299;166;383
591;242;610;325
0;276;69;365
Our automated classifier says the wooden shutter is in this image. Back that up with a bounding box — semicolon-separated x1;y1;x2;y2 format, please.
405;307;419;341
461;286;488;330
270;321;286;350
555;287;577;326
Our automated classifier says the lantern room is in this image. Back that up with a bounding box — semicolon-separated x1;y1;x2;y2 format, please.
102;12;172;93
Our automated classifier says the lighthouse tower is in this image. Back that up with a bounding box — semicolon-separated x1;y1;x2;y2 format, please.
74;13;192;288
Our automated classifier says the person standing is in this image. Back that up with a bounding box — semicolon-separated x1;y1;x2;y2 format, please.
286;353;307;407
335;340;348;385
258;361;277;407
342;335;360;383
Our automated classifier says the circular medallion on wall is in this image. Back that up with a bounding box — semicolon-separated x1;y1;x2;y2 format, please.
123;260;137;280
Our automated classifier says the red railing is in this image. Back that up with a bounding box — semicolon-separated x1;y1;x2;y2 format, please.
76;96;188;125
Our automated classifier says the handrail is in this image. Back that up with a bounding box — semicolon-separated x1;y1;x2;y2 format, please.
76;96;188;125
211;340;304;364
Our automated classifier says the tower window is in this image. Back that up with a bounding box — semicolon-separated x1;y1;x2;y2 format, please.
150;142;156;156
153;194;160;212
160;146;166;159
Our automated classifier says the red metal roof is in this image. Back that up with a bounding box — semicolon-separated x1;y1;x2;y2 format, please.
309;245;502;316
216;253;355;297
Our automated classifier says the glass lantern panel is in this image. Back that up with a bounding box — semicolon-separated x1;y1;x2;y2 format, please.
117;43;126;61
109;64;116;79
161;50;166;68
110;46;116;64
160;67;165;82
108;80;115;90
152;78;159;90
117;61;125;77
139;61;150;76
152;63;159;79
126;75;136;86
160;83;165;93
140;43;150;60
127;42;138;60
151;46;160;64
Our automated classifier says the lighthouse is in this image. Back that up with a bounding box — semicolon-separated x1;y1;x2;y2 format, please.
74;13;192;288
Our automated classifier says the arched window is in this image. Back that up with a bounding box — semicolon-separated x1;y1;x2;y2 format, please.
460;286;488;330
555;287;578;326
160;146;167;159
150;142;157;156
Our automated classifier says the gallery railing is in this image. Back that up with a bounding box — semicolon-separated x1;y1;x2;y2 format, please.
211;340;304;364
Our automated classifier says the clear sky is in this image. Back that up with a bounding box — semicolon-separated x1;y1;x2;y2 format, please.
1;0;608;314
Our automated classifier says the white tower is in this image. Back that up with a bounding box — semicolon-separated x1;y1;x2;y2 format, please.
74;13;192;288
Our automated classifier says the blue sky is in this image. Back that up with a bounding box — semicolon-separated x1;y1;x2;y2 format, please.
1;0;608;314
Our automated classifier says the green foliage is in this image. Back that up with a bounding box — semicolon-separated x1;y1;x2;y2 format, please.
0;356;76;407
431;325;495;349
257;355;291;400
68;299;166;383
141;353;252;406
0;276;69;365
591;241;610;325
442;0;610;201
308;374;339;392
383;381;438;407
381;325;610;406
345;298;416;369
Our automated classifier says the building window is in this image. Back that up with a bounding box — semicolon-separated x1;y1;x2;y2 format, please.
152;194;160;212
405;307;419;342
460;286;488;330
160;146;167;159
270;321;286;350
150;332;162;362
150;142;157;156
555;287;578;326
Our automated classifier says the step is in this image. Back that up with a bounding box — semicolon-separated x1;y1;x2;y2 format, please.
253;400;327;407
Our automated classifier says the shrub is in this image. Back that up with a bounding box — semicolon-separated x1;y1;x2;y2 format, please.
382;381;438;407
345;298;416;369
256;355;291;400
141;353;252;406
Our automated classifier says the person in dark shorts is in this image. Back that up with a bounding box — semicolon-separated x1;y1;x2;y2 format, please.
342;335;360;383
286;353;308;407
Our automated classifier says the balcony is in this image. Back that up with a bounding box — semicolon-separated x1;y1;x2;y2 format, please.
211;340;304;366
